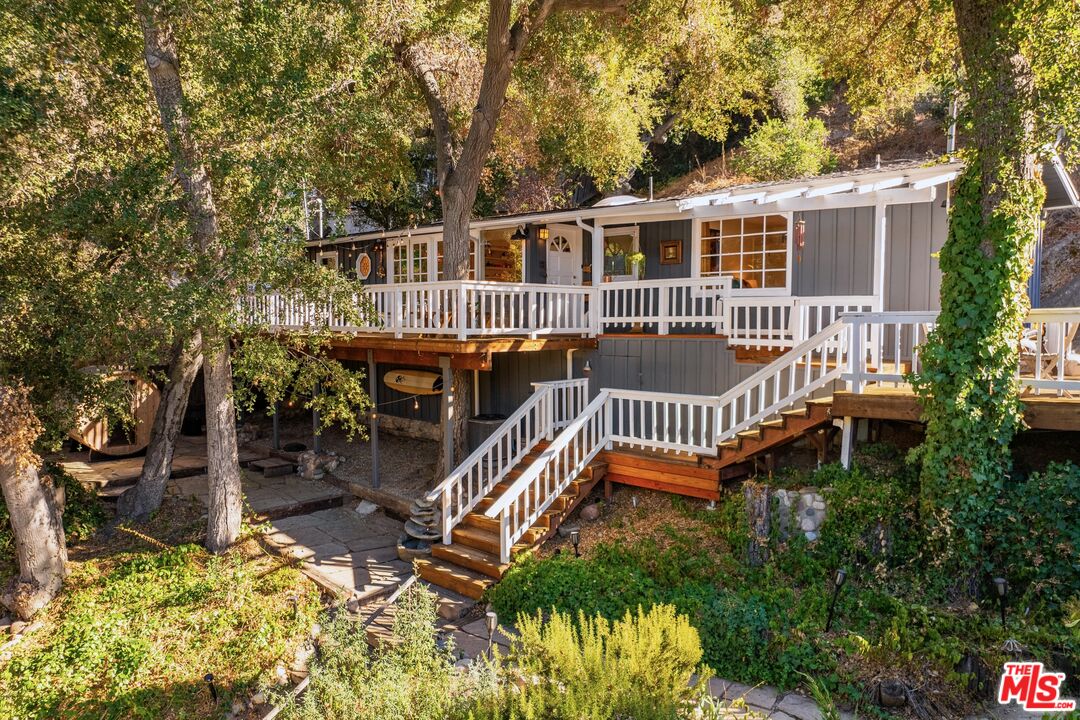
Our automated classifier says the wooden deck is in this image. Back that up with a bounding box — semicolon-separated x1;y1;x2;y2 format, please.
832;387;1080;431
323;334;597;370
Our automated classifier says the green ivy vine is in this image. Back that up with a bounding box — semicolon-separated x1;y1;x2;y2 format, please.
910;158;1044;568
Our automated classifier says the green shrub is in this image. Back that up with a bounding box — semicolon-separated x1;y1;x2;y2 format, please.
283;584;473;720
467;605;711;720
733;117;835;180
992;461;1080;613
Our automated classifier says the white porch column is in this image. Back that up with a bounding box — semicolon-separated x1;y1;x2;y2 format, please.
872;200;888;311
839;417;855;469
592;223;604;286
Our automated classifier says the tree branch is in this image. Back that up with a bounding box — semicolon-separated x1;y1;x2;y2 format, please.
394;41;457;183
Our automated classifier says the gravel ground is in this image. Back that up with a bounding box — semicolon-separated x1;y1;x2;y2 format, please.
249;415;439;502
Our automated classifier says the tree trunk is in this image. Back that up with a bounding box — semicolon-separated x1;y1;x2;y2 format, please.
432;367;473;483
117;334;203;521
0;386;67;620
204;341;243;553
137;0;243;553
913;0;1042;562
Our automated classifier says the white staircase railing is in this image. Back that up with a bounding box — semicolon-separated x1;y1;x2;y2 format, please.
715;319;853;443
426;378;588;544
484;391;610;563
725;295;877;349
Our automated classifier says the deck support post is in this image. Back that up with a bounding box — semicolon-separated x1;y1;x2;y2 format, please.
368;350;380;489
839;416;855;469
271;401;280;451
440;356;453;476
566;349;575;379
312;382;322;454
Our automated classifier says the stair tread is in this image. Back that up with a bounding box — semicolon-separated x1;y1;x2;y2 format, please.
736;429;762;439
432;543;508;578
805;396;833;406
416;558;494;600
719;440;740;449
780;408;808;418
760;419;785;429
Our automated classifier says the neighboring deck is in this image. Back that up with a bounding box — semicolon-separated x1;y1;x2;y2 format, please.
833;387;1080;431
322;333;597;369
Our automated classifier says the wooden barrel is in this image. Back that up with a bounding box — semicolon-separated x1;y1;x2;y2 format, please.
69;372;161;456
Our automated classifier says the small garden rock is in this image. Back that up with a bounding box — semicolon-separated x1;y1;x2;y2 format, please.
580;503;600;521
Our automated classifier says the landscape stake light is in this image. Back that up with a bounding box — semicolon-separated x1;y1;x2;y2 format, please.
825;568;847;632
570;529;581;557
993;577;1008;627
204;673;218;703
486;611;498;654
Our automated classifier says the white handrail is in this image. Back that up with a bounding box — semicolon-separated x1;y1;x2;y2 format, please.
484;391;609;563
426;377;588;544
599;277;731;333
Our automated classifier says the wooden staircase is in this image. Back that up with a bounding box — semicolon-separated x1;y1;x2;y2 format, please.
416;441;607;600
710;396;834;467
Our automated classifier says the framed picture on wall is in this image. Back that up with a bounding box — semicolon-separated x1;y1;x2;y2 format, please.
660;240;682;265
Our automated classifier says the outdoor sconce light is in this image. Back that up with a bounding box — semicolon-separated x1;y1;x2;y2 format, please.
993;577;1008;627
570;529;581;557
204;673;218;703
511;225;528;241
825;568;847;632
486;611;498;654
583;360;592;376
538;227;550;242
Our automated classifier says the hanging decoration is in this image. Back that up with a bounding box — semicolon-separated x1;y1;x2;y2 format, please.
795;218;806;264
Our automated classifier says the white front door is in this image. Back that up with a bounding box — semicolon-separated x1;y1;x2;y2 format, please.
546;224;582;285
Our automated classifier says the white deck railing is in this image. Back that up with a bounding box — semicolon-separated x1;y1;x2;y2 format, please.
246;278;882;345
845;308;1080;396
425;378;588;544
725;295;877;349
598;277;731;333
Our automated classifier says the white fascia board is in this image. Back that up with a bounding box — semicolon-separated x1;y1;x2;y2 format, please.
1048;153;1080;208
678;193;729;211
910;172;959;190
758;186;809;204
711;191;767;205
854;175;906;194
767;186;937;212
805;181;856;198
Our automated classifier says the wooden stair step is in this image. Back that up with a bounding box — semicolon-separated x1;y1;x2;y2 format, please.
736;428;762;440
451;524;539;556
760;419;785;429
431;543;508;579
780;408;809;419
805;397;833;406
719;439;740;450
415;558;493;601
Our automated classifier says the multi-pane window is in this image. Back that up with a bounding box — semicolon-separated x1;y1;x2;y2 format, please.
700;214;788;289
390;240;429;283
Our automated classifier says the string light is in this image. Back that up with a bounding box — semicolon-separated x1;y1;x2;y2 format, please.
413;398;420;411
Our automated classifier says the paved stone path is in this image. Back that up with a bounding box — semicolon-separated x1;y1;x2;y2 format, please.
263;506;413;602
167;470;344;518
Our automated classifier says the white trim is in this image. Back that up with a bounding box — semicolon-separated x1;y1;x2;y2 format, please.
805;181;856;198
855;175;906;194
600;224;640;281
758;186;809;204
910;172;959;190
691;211;793;296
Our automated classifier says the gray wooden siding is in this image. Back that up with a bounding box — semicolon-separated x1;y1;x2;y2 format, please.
587;338;756;396
885;202;947;311
478;350;573;416
792;201;946;309
792;207;875;296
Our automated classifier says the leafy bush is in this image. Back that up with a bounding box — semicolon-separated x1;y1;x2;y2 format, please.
992;461;1080;613
733;117;835;180
282;584;482;720
468;604;712;720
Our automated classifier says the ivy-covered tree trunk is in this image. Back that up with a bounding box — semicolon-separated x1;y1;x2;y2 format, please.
912;0;1044;563
0;385;67;620
137;0;243;552
117;334;203;521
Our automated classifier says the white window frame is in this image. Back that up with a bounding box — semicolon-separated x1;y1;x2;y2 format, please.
602;225;640;282
386;236;435;284
317;250;339;270
436;233;482;281
691;211;793;296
